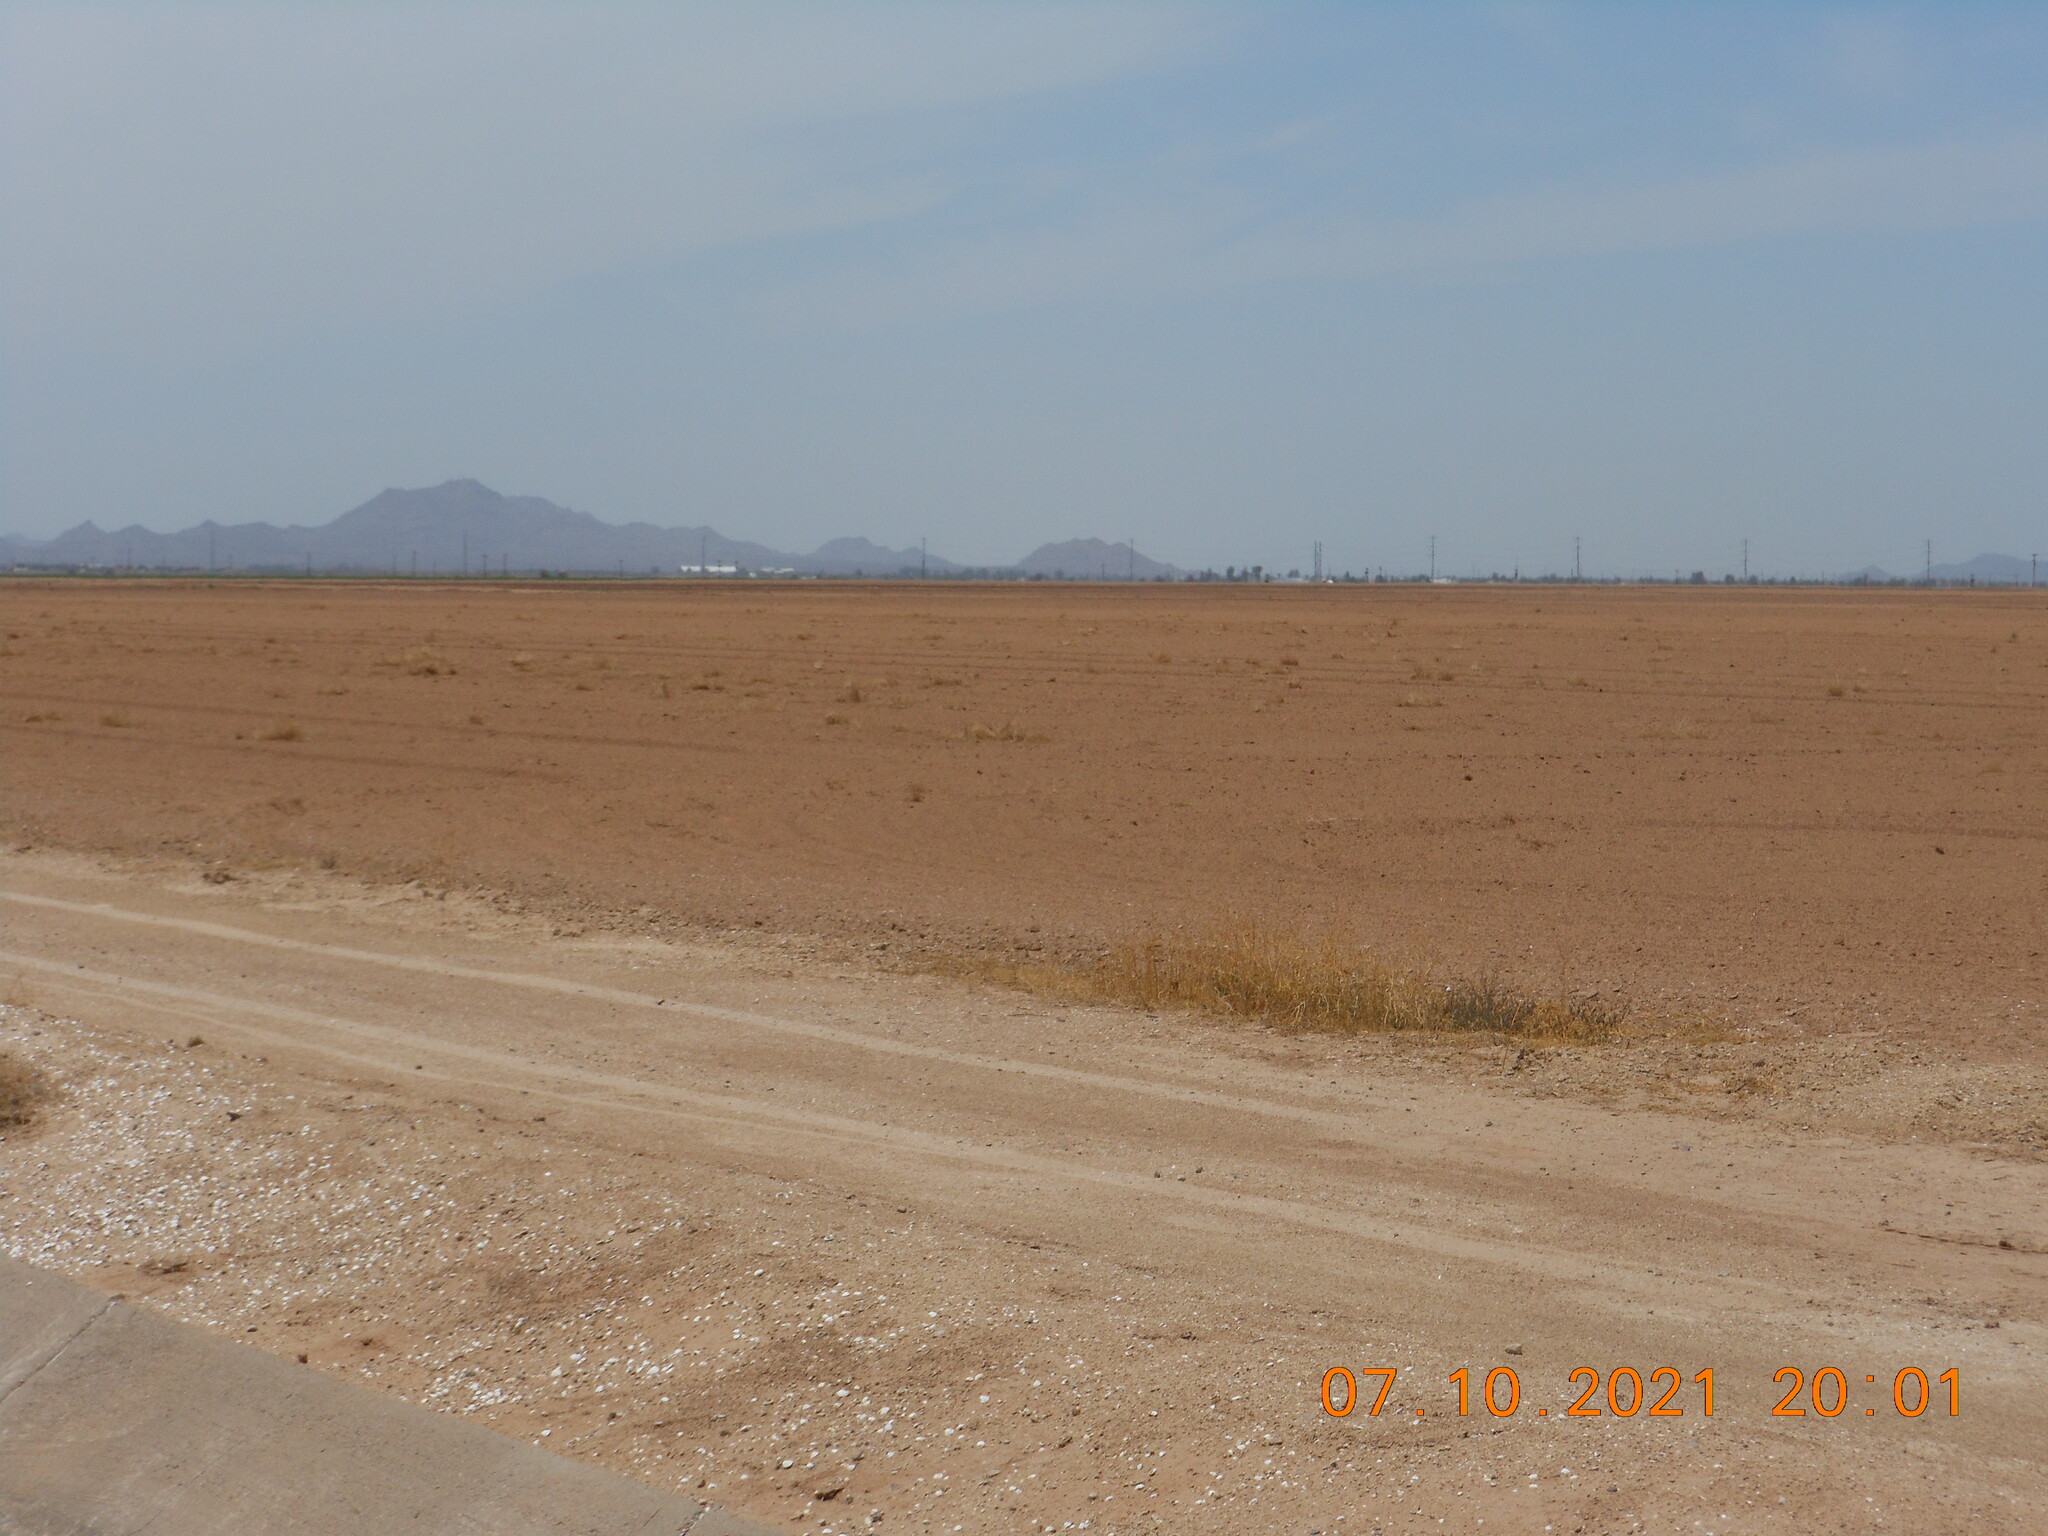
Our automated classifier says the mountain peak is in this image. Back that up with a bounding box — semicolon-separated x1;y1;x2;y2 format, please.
1014;538;1177;579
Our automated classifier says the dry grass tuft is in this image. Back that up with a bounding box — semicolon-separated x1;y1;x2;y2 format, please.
964;720;1044;742
383;646;453;676
0;1052;52;1132
951;925;1621;1042
260;720;303;742
99;710;133;728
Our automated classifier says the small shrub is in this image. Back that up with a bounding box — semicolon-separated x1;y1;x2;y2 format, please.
260;721;303;742
100;711;133;728
0;1053;52;1132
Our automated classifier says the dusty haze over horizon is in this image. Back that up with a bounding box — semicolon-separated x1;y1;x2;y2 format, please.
5;3;2047;576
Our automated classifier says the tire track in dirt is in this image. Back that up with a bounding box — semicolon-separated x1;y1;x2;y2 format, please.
0;945;1741;1313
0;890;1436;1139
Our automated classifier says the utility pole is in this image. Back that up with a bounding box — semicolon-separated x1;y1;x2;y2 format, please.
1128;539;1135;581
461;531;468;575
1925;539;1932;586
920;538;927;580
1429;536;1437;581
208;530;216;572
1312;541;1323;581
1574;537;1582;582
1742;538;1749;581
700;532;708;573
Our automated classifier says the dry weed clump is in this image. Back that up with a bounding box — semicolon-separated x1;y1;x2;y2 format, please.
958;927;1621;1043
0;1052;52;1132
260;720;304;742
964;721;1044;742
381;646;454;676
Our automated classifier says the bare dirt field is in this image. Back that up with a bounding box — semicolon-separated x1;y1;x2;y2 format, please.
2;578;2045;1533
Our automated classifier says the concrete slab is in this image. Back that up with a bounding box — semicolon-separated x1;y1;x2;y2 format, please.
0;1258;784;1536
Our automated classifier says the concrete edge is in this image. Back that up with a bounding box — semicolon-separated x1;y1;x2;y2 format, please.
0;1256;786;1536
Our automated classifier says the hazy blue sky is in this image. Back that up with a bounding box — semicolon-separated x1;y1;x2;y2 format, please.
6;2;2047;575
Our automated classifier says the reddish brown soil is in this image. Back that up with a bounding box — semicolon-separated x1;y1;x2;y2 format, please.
5;579;2047;1533
4;579;2044;1048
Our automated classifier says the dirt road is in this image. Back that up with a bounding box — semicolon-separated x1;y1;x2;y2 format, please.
3;849;2041;1534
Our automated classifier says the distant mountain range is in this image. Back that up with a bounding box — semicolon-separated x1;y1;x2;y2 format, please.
1842;553;2038;584
0;480;1181;579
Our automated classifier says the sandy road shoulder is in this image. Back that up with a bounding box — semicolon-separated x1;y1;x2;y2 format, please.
2;857;2045;1532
